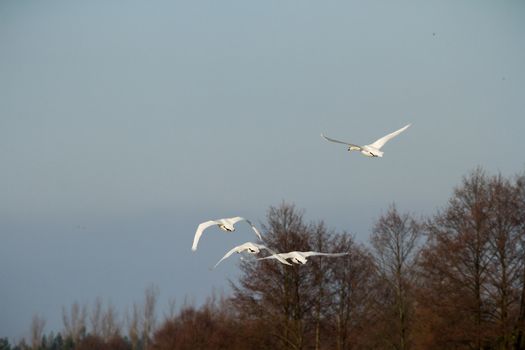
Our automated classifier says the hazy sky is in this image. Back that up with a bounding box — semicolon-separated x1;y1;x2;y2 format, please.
1;0;524;340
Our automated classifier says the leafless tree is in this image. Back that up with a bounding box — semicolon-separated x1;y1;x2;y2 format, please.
142;284;159;349
513;172;525;349
101;302;121;341
232;202;313;350
418;168;494;349
163;297;177;322
29;314;46;349
327;233;377;350
127;302;142;350
90;297;103;337
370;204;421;350
62;301;87;343
485;175;523;349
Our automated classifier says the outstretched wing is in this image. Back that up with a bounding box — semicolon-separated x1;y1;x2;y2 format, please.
259;247;292;265
192;220;218;251
228;216;246;225
321;133;362;149
212;245;243;269
258;252;295;265
368;124;411;150
242;219;264;242
301;251;349;258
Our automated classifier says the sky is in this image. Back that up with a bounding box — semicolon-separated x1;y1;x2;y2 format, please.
1;0;524;340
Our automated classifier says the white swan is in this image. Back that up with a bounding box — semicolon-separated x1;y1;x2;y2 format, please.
321;123;411;157
192;216;263;251
258;251;349;265
213;242;292;269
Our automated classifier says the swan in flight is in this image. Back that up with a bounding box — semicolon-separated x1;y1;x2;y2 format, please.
321;123;411;157
258;251;349;265
192;216;263;251
213;242;292;269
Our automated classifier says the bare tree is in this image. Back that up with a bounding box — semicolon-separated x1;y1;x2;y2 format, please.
90;297;103;337
62;302;87;343
418;168;494;349
163;297;177;322
127;303;142;350
485;175;523;349
29;314;46;350
302;221;332;350
327;233;377;350
101;302;121;341
513;172;525;350
371;204;421;350
142;284;159;349
232;202;312;350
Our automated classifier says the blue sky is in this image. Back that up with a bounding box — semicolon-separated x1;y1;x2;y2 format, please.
1;0;524;340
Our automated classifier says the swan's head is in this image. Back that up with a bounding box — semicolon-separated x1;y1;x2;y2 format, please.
218;224;235;232
247;246;260;254
291;255;307;264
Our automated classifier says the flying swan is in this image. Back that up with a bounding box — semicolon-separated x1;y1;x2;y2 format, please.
192;216;263;251
321;123;411;157
258;251;349;265
212;242;292;269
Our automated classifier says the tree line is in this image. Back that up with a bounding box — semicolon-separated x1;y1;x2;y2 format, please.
2;167;525;350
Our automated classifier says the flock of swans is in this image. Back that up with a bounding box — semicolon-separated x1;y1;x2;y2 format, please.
192;124;411;269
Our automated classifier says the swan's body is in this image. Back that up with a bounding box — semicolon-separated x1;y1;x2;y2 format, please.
258;250;349;265
213;242;292;269
321;123;411;157
192;217;263;251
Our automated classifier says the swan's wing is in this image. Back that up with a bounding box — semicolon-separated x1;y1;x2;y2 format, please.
258;252;295;265
212;245;244;269
368;124;411;150
192;220;218;251
228;216;246;224
301;251;349;258
321;133;362;149
242;219;264;242
258;246;292;265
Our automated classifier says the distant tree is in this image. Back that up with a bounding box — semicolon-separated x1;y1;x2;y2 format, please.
90;297;103;337
150;295;240;350
126;303;142;350
485;174;523;349
141;284;159;349
370;204;421;350
232;202;313;350
102;302;121;341
512;172;525;350
47;332;64;350
418;168;495;349
29;314;45;350
0;337;12;350
231;202;374;350
75;334;130;350
75;334;105;350
327;233;377;350
309;221;332;350
106;335;131;350
61;302;87;343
